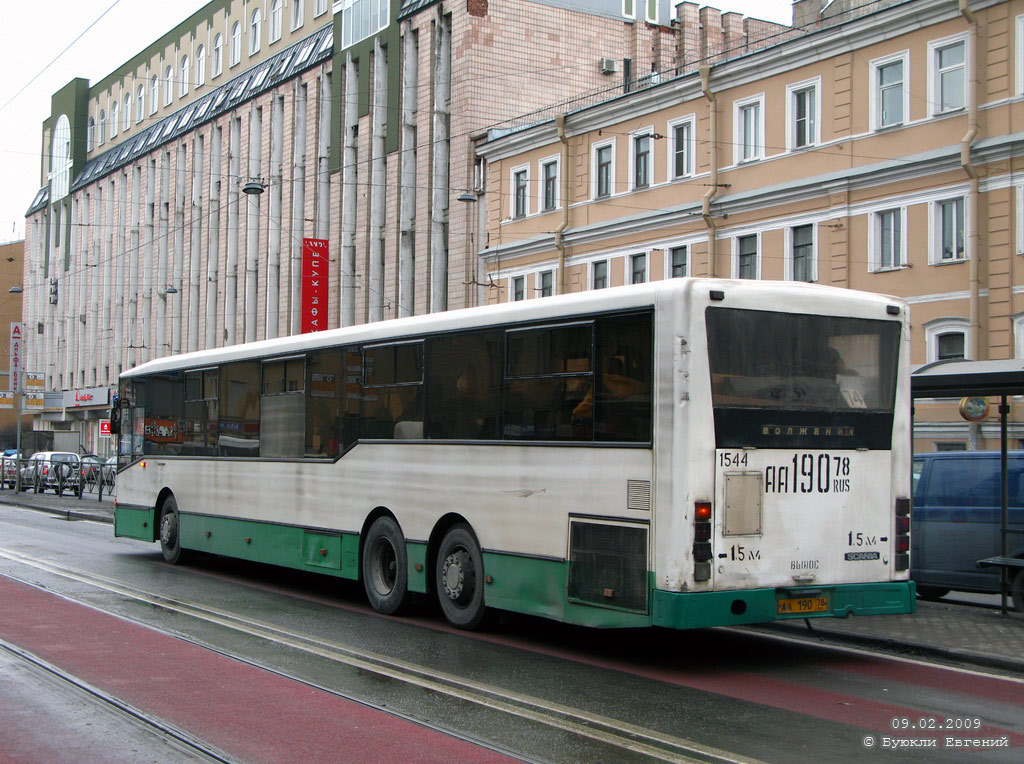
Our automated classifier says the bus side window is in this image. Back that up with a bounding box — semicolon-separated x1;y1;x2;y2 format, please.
306;348;345;457
424;330;502;440
593;313;653;443
362;343;423;440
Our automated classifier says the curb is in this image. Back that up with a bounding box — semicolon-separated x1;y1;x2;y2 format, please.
0;497;114;524
742;622;1024;674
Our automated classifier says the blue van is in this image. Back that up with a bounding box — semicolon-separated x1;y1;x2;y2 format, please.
911;451;1024;610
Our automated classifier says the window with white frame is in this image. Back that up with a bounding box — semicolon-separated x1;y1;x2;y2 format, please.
736;234;758;279
315;0;329;16
196;45;206;87
270;0;283;42
925;318;969;362
179;56;189;96
790;224;814;282
164;66;173;105
630;253;647;284
231;22;242;66
150;75;158;114
669;117;694;179
669;246;688;278
136;85;145;122
511;166;528;219
98;110;106;145
539;270;554;297
872;208;905;270
930;36;966;114
512;275;525;301
49;115;71;200
339;0;391;50
541;158;558;212
787;79;819;149
622;0;636;19
86;117;95;152
592;260;608;289
594;141;614;199
123;94;131;131
110;101;119;138
645;0;657;23
872;52;907;129
213;34;223;77
735;95;764;163
292;0;305;30
632;131;652;190
250;9;262;55
933;197;966;262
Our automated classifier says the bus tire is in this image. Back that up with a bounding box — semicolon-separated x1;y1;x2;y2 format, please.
362;515;409;615
1011;570;1024;613
436;524;486;630
159;496;190;565
915;585;949;601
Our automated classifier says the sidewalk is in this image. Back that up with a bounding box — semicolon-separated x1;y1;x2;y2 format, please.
3;490;1021;673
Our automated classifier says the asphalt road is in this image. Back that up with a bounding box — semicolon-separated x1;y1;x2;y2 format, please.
0;505;1020;764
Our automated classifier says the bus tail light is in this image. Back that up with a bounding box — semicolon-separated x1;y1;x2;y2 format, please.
694;501;713;581
894;496;910;571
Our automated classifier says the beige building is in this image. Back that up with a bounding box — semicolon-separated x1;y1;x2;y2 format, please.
476;0;1024;452
0;241;25;449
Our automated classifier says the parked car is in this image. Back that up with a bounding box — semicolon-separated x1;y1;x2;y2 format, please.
912;451;1024;610
101;456;118;488
20;451;83;496
1;451;20;487
80;454;103;484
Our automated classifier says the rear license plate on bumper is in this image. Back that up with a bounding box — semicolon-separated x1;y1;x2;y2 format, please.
777;595;830;615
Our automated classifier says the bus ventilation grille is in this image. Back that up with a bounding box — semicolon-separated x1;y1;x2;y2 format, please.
626;480;651;511
568;520;648;613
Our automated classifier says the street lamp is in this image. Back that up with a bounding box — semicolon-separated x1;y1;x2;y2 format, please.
242;178;267;195
8;286;23;294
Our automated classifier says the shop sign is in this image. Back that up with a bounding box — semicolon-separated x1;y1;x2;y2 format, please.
64;386;111;409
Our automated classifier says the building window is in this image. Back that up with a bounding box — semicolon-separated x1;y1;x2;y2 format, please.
873;208;904;270
315;0;329;16
512;167;528;219
150;76;158;114
632;132;651;189
512;276;525;302
873;53;907;129
250;9;262;55
213;34;223;77
594;142;613;198
935;197;966;262
630;253;647;284
86;117;95;152
932;38;966;113
179;56;189;96
622;0;635;19
339;0;391;49
123;94;132;132
98;110;106;145
737;234;758;279
231;22;242;66
539;270;553;297
136;85;145;122
292;0;305;30
669;246;687;277
164;66;173;105
110;101;119;138
788;80;819;149
592;260;608;289
790;224;814;282
669;117;693;178
925;318;969;362
735;95;764;163
542;159;558;211
196;45;207;87
49;115;71;200
270;0;283;42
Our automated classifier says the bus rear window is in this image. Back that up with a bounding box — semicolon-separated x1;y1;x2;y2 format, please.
706;308;900;412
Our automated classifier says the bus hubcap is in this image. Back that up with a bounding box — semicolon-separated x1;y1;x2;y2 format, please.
442;550;471;601
160;513;176;547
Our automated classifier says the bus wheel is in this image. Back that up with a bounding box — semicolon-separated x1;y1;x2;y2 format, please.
159;496;190;565
436;524;486;630
362;516;409;615
1011;570;1024;613
915;585;949;601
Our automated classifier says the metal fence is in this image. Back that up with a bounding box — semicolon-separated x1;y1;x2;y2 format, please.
0;455;115;501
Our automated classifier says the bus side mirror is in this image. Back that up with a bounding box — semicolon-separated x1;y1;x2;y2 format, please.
110;403;121;436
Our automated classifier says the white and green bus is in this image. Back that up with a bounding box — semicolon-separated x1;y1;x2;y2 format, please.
114;278;915;630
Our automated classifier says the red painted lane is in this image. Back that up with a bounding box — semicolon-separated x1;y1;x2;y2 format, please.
167;561;1024;743
0;576;517;764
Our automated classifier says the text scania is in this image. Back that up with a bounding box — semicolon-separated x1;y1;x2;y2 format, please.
765;453;851;494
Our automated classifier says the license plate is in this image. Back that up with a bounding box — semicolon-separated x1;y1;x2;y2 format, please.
777;595;830;615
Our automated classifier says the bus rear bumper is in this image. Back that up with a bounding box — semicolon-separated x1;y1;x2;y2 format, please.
651;581;916;631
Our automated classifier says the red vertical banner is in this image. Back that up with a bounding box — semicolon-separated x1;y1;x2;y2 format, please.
301;238;329;333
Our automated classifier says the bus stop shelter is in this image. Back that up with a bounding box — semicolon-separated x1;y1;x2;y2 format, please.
911;359;1024;615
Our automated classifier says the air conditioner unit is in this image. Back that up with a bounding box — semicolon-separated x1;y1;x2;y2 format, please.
599;58;618;75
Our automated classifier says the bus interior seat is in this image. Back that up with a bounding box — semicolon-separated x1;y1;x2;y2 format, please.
393;420;424;439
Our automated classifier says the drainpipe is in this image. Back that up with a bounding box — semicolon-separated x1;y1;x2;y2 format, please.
961;0;980;360
555;114;570;294
700;65;718;278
